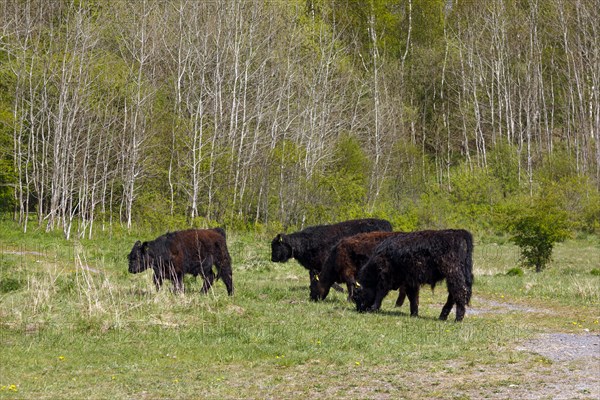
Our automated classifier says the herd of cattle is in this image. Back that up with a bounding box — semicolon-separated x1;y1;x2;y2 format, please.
128;218;474;321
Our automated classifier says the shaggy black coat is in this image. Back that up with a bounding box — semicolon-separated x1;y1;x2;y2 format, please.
352;229;473;321
128;228;233;295
310;231;406;305
270;218;392;284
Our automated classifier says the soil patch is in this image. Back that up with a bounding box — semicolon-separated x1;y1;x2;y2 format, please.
469;296;550;315
518;333;599;362
2;250;45;256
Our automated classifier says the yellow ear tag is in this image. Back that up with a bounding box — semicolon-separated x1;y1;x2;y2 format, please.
315;276;319;281
354;282;361;288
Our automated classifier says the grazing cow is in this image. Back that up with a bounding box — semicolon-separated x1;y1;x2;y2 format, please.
271;218;393;285
352;229;473;322
128;228;233;295
310;231;406;305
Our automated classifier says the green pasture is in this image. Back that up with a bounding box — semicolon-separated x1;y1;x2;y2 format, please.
0;222;598;399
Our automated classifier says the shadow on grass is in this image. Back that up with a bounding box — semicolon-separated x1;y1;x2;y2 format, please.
328;306;447;322
287;284;310;293
374;310;445;322
127;288;154;297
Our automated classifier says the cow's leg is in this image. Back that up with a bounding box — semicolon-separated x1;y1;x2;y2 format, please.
454;301;466;322
332;282;344;293
216;256;234;296
152;272;163;291
439;293;454;321
173;272;184;293
395;286;406;308
368;283;389;312
220;267;234;296
445;272;468;322
200;269;215;294
346;281;354;302
406;286;420;317
451;287;467;322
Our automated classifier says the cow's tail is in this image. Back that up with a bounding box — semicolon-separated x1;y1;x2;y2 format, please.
463;230;474;305
214;240;234;296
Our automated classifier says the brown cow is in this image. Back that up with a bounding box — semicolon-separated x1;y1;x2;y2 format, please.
128;228;233;295
310;231;406;306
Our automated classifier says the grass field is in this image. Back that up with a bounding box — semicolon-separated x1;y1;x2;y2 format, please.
1;221;599;399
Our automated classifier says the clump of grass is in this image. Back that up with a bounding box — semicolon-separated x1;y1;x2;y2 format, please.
590;268;600;276
0;277;23;293
506;267;524;277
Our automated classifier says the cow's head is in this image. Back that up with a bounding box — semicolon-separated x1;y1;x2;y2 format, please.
271;234;292;262
309;273;327;301
351;282;375;312
128;240;151;273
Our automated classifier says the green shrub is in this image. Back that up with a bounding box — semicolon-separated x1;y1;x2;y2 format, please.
591;268;600;276
504;195;571;272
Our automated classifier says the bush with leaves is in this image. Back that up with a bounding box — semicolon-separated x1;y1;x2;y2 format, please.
505;196;571;272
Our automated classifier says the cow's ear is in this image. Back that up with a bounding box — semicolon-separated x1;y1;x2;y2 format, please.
141;242;149;251
276;234;283;243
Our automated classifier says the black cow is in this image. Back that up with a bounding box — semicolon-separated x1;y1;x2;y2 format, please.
353;229;473;322
271;218;393;285
128;228;233;295
310;231;406;305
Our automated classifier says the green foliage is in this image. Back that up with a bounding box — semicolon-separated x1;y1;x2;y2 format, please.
1;0;598;238
504;195;571;272
267;140;307;227
446;166;502;230
541;176;600;234
506;267;524;277
373;198;419;232
331;134;369;180
386;139;433;202
536;146;578;183
328;0;405;60
132;190;188;234
414;190;453;229
0;130;15;212
329;135;368;201
488;143;521;198
0;57;16;212
307;135;370;222
590;268;600;277
0;277;23;293
410;0;446;47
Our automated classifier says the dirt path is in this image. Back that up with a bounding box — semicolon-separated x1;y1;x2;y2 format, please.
509;333;600;399
518;333;600;362
470;297;600;399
